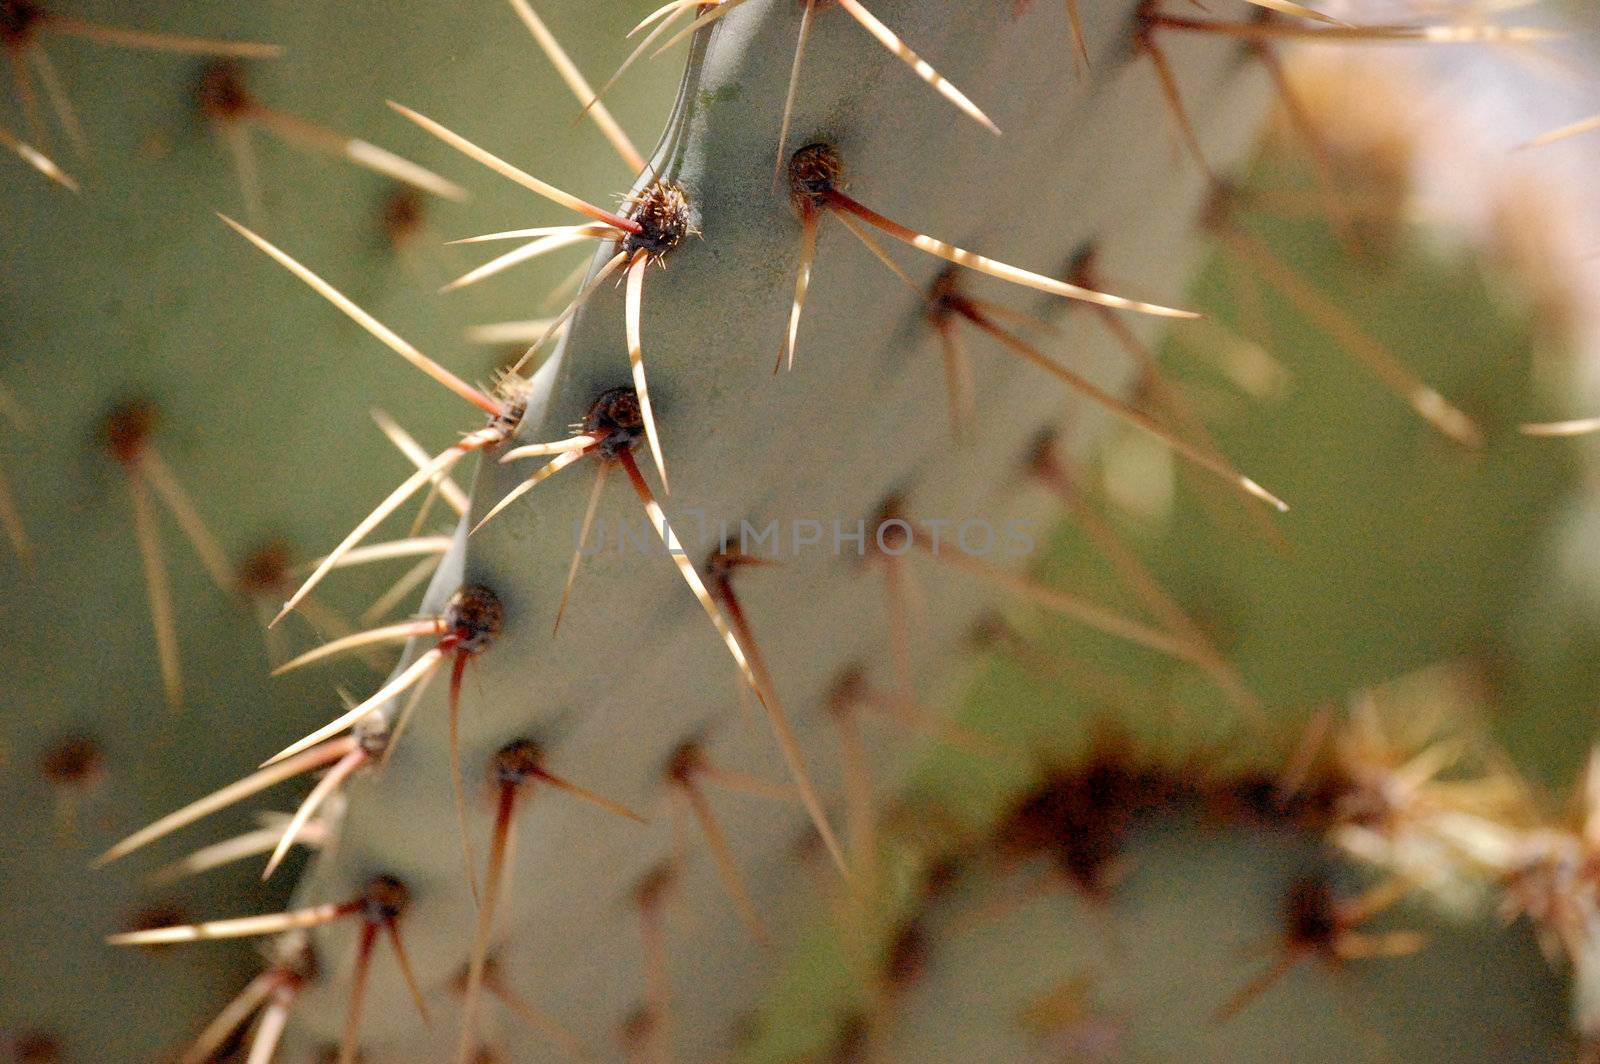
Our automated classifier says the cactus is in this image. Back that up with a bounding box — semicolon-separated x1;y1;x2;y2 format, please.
1;0;1593;1062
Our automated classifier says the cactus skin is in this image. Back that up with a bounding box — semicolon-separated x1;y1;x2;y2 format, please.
0;1;1587;1063
262;0;1300;1058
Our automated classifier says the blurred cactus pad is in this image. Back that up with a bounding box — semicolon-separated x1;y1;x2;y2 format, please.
3;0;1599;1063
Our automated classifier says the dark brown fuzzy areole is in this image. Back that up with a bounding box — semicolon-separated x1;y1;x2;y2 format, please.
195;59;253;123
39;735;103;787
99;401;156;465
585;386;645;459
624;180;694;259
1281;875;1341;953
491;739;543;786
236;539;295;597
12;1030;63;1064
445;585;505;656
788;143;846;211
360;875;411;924
0;0;44;46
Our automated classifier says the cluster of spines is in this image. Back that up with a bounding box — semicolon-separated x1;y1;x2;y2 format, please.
0;0;1567;1060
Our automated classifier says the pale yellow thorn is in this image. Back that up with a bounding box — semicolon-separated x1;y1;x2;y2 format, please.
633;0;700;36
107;902;349;945
180;970;282;1064
832;701;878;891
1522;417;1600;437
388;101;638;232
698;764;799;803
217;122;264;226
31;47;88;158
138;448;234;594
372;410;471;516
380;648;443;759
590;2;693;121
553;463;610;633
11;46;45;149
1521;113;1600;150
44;18;284;57
146;816;326;885
653;0;752;57
833;209;925;297
360;550;441;627
625;250;671;493
466;318;561;345
826;192;1197;319
0;462;33;568
314;535;452;572
221;215;498;415
344;139;469;201
443;229;602;292
1242;0;1347;25
127;469;182;712
274;435;492;626
620;453;761;697
0;121;76;189
834;0;1001;135
501;433;599;463
247;993;293;1064
512;249;630;374
449;223;616;245
263;748;366;879
778;207;819;372
717;579;851;880
473;445;589;534
248;104;470;200
966;313;1288;510
774;0;818;182
272;617;445;676
1152;14;1555;44
505;0;646;172
1218;225;1480;449
265;647;446;766
96;737;358;865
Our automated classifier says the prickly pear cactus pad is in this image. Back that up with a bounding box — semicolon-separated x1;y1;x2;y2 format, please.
3;0;1597;1063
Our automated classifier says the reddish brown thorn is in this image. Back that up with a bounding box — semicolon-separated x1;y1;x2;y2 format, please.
631;863;679;1064
1028;434;1260;720
477;959;589;1060
708;548;850;879
1134;23;1214;181
440;585;506;904
1209;205;1480;447
785;143;1194;319
664;742;771;946
458;742;548;1063
342;877;429;1064
827;668;879;893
